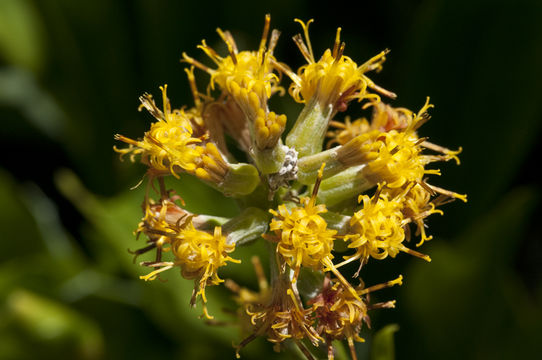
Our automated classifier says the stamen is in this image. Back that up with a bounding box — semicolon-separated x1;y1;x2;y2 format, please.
184;66;201;108
358;275;403;295
139;262;174;281
216;28;237;65
268;29;281;56
128;243;156;263
235;334;258;359
367;300;396;310
333;42;346;64
181;52;213;73
310;162;326;206
332;27;342;58
427;184;468;202
294;18;315;62
259;14;271;56
401;246;431;261
294;339;316;360
347;337;358;360
292;34;313;63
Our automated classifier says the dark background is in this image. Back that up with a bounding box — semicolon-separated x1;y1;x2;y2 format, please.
1;0;541;359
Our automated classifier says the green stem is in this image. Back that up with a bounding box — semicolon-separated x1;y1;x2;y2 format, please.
317;165;374;207
297;147;346;184
286;97;333;158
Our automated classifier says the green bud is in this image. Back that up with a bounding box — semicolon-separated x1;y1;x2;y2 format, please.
219;163;260;196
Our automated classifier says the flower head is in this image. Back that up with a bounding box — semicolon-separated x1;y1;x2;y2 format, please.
269;167;336;281
342;185;431;268
116;16;466;360
114;85;203;176
172;223;239;317
284;19;396;112
309;275;403;359
243;277;321;351
183;15;287;151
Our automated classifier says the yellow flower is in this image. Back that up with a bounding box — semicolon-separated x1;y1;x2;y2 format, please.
183;14;287;150
268;164;336;281
310;277;368;343
326;116;371;148
130;199;185;264
137;196;240;319
115;84;241;187
310;275;402;360
269;199;336;276
285;19;395;111
115;85;203;177
342;187;431;267
332;100;442;188
171;223;240;318
327;101;413;148
384;181;467;247
116;16;467;359
237;274;321;357
385;183;442;247
361;130;434;188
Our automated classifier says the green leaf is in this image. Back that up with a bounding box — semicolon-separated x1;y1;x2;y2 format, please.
54;169;248;352
370;324;399;360
0;0;45;72
403;186;540;358
297;268;325;302
0;169;43;260
223;207;270;246
5;288;104;359
0;68;67;139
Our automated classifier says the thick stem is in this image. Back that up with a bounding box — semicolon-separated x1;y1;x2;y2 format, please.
286;97;333;158
297;147;345;184
317;165;374;207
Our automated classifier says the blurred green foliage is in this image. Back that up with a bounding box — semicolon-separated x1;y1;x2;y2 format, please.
1;0;541;359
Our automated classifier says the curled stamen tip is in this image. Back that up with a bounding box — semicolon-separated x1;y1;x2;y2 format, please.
294;18;314;27
455;193;468;202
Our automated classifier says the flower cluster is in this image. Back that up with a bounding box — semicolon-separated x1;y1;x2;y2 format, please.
115;15;466;360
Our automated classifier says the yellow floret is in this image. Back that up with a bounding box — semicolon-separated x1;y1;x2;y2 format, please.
286;19;395;110
114;85;203;177
172;223;240;318
342;187;431;267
